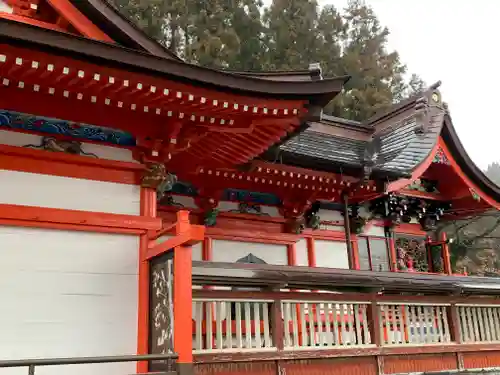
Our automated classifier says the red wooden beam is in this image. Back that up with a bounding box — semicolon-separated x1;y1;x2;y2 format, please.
0;203;161;232
46;0;114;42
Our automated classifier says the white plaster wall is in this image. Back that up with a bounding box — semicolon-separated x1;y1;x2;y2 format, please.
0;129;136;163
170;195;197;209
0;226;139;375
157;235;203;261
212;239;288;265
295;238;309;266
362;224;386;237
318;209;343;222
314;240;349;269
0;0;12;13
0;169;140;215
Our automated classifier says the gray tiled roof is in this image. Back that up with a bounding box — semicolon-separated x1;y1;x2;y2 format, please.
275;88;447;177
280;130;365;166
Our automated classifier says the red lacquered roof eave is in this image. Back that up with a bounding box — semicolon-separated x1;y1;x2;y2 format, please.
0;19;348;106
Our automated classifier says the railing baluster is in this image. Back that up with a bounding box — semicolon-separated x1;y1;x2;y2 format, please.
361;304;370;345
404;305;411;344
477;307;486;342
339;303;346;346
291;302;299;348
442;305;451;342
316;303;324;347
466;307;474;342
235;302;243;349
471;306;480;342
354;304;362;346
308;303;316;347
325;303;333;346
299;303;307;347
494;307;500;341
346;304;354;346
226;301;232;349
254;301;262;348
215;301;223;349
263;302;271;348
205;301;213;350
244;302;252;349
436;306;444;343
283;302;292;348
195;301;203;350
487;307;495;342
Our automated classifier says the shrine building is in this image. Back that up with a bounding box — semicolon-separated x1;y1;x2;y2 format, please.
0;1;500;375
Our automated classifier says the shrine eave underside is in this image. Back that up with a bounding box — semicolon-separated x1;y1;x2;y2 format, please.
0;19;348;106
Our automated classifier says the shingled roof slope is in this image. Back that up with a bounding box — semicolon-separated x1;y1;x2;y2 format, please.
270;86;446;179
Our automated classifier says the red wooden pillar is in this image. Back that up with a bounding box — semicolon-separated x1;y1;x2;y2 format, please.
441;232;452;275
388;236;398;272
306;237;316;267
137;187;156;373
351;238;360;270
287;243;297;266
173;211;194;373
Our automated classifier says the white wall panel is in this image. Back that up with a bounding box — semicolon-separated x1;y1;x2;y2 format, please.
212;239;287;265
362;224;386;237
314;240;349;269
157;235;203;261
295;238;309;266
0;129;136;162
0;226;139;375
0;169;140;215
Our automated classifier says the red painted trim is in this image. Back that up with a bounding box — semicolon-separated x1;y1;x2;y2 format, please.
306;237;316;267
0;217;141;234
174;244;193;364
393;223;426;237
0;203;161;232
206;227;297;245
0;13;69;33
441;231;452;275
287;243;297;266
351;238;360;270
388;236;398;272
387;141;441;192
0;144;143;185
438;138;500;209
398;189;447;201
202;237;213;261
46;0;114;42
136;188;156;373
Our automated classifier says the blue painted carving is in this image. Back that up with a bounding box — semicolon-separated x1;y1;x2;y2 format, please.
168;183;281;206
0;110;136;146
170;182;198;196
224;188;281;206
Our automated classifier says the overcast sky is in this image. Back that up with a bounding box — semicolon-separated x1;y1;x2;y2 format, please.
308;0;498;170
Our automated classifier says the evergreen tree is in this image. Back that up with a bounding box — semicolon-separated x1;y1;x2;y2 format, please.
184;1;240;68
329;0;408;120
486;162;500;185
226;0;265;71
407;74;426;96
112;0;189;55
262;0;321;70
112;0;426;119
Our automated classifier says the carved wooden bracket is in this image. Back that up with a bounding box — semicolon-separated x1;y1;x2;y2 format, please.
141;162;168;189
24;136;98;158
280;198;313;234
195;189;222;227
